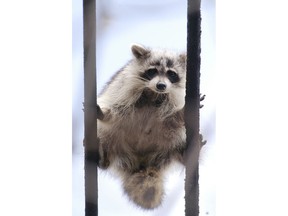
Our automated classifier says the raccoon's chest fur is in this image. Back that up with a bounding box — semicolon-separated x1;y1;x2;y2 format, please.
103;106;184;150
98;102;185;170
119;106;182;152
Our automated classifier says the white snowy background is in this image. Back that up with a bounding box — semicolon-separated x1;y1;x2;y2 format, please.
73;0;215;215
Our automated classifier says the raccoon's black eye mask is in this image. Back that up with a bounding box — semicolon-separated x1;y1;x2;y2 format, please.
167;70;180;83
141;68;180;84
141;68;158;80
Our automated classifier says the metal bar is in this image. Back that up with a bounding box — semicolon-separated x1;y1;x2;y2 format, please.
184;0;201;215
83;0;98;215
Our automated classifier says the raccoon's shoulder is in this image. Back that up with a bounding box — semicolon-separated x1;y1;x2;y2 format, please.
98;60;134;97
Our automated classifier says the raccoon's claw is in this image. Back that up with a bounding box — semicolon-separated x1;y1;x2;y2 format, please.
200;94;205;108
200;94;205;101
97;104;105;120
200;134;207;147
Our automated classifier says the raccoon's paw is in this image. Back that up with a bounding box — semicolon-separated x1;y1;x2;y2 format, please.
98;155;110;169
97;104;104;120
123;168;164;209
97;142;110;169
97;105;112;121
200;94;206;108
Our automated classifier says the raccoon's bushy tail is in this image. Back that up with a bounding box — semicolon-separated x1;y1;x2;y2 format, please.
123;167;164;209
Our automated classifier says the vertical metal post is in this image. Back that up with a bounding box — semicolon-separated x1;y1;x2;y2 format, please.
83;0;98;215
184;0;201;215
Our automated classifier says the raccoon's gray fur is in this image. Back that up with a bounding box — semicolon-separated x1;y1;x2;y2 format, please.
97;44;188;209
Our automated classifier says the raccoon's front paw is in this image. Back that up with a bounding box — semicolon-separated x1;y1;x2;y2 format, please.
200;94;206;108
97;105;112;121
97;104;105;120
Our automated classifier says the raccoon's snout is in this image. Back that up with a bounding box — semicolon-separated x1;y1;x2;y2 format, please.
156;82;166;91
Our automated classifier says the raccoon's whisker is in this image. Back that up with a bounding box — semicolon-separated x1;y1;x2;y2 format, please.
136;76;147;82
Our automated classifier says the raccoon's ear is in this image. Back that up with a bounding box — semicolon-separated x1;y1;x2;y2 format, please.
179;53;187;65
131;44;151;59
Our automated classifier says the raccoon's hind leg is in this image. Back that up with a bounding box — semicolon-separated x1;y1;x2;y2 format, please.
97;139;110;169
96;105;113;169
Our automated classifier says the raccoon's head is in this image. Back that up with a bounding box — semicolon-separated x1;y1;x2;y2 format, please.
131;44;186;95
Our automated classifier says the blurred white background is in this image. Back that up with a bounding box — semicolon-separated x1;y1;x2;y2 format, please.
73;0;215;215
1;0;288;216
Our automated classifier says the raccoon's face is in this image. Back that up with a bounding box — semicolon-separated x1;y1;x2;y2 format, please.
131;44;186;94
140;63;181;93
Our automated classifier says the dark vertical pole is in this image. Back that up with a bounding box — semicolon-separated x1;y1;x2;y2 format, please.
184;0;201;216
83;0;98;216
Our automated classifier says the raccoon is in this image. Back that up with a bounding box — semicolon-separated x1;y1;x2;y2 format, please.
97;44;203;209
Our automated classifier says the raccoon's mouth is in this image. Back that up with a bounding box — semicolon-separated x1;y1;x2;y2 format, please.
136;88;168;107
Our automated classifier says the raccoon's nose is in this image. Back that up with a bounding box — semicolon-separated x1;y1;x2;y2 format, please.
156;82;166;91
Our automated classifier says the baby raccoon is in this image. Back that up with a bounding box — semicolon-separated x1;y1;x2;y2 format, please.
97;44;202;209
